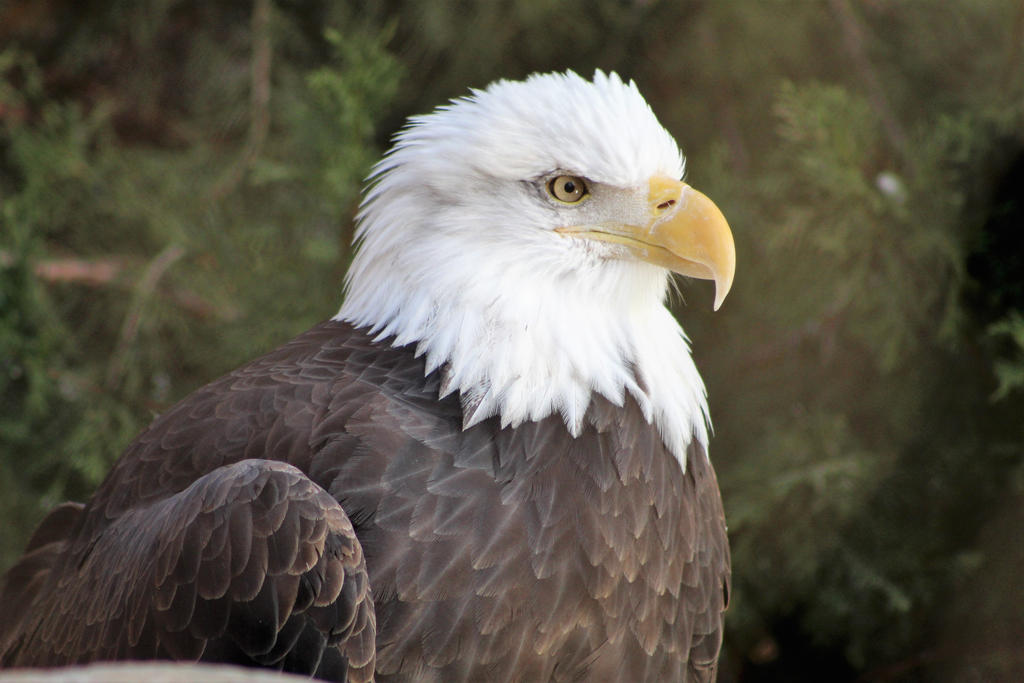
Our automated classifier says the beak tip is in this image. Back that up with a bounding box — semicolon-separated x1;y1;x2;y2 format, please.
712;268;735;312
715;232;736;311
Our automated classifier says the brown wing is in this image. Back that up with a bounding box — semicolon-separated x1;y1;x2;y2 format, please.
0;502;85;651
0;460;375;682
679;439;732;683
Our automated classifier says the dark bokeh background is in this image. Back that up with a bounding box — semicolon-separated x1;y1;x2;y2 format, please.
2;1;1023;681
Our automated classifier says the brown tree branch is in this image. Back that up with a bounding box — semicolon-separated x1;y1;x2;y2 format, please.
829;0;909;162
22;254;125;285
697;20;751;174
0;250;232;320
106;244;186;389
208;0;273;201
1002;0;1024;92
739;295;852;371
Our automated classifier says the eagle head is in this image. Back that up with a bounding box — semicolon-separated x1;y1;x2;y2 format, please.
338;70;735;468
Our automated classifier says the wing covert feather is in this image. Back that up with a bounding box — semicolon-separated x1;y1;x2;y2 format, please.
1;458;375;683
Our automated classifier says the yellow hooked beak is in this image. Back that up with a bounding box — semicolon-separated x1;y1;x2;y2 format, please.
557;176;736;310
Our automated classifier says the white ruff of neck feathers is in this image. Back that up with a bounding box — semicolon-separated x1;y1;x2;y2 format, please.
336;71;710;469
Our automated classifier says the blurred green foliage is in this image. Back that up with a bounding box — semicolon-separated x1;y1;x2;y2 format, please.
1;1;1023;681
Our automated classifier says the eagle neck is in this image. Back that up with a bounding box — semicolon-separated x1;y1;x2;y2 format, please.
336;256;710;471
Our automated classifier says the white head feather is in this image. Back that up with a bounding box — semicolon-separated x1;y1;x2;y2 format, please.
337;70;710;468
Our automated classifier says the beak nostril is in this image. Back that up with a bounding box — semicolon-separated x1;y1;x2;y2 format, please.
657;200;676;211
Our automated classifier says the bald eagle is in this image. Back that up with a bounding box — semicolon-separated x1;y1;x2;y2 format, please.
0;71;734;682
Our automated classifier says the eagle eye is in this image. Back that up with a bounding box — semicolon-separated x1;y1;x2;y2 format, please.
547;175;589;204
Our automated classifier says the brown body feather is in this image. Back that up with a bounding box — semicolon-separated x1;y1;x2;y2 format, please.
0;321;729;681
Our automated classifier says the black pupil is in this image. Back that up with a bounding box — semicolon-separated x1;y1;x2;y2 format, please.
562;180;576;194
